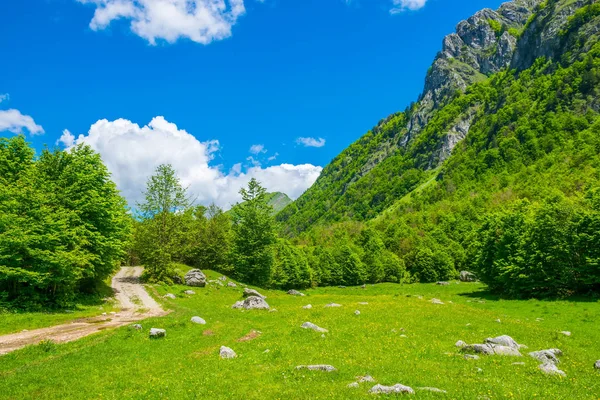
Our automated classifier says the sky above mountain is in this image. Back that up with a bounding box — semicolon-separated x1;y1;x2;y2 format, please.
0;0;504;209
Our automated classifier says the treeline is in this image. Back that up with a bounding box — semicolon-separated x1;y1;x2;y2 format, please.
0;137;130;308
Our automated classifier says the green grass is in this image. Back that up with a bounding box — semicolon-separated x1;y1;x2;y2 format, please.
1;270;599;399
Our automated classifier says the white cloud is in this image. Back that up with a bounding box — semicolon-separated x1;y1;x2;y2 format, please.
67;116;321;209
0;109;45;135
267;152;278;162
249;144;266;154
57;129;76;147
77;0;247;45
390;0;427;13
296;137;326;148
0;94;9;103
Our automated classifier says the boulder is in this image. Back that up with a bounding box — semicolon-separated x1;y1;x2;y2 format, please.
472;344;495;355
594;360;600;370
529;349;562;365
219;346;236;359
485;335;520;350
455;340;468;348
149;328;166;338
417;387;447;394
560;331;571;336
163;293;176;299
183;290;195;295
302;304;313;309
539;363;566;377
232;296;270;310
459;271;477;282
191;316;206;325
227;282;237;287
324;303;342;308
243;288;266;299
296;365;337;372
437;281;450;286
301;322;328;333
491;345;522;357
184;269;207;287
358;375;376;383
287;289;305;296
431;298;444;305
347;382;359;388
369;384;414;395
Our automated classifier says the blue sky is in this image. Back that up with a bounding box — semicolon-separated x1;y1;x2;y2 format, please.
0;0;504;208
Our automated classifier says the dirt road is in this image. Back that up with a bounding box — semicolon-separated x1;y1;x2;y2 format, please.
0;267;168;355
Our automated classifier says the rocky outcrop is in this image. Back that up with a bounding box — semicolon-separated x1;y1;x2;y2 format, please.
184;269;206;287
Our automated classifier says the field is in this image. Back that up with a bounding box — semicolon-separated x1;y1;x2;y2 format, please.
1;270;599;399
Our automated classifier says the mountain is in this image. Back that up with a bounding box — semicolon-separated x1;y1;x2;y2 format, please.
229;192;292;216
278;0;600;236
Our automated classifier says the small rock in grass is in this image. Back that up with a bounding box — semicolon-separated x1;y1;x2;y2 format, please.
227;282;237;287
287;289;305;296
539;363;566;377
361;284;367;289
560;331;571;336
219;346;236;359
400;334;408;338
191;316;206;325
209;279;224;287
131;324;142;330
464;354;480;360
232;296;270;310
302;304;312;309
459;271;477;282
358;302;369;305
296;365;337;372
495;319;501;323
183;290;195;295
456;340;468;348
491;345;522;357
417;296;423;300
536;318;544;322
347;382;359;388
264;349;270;353
301;322;328;333
321;334;326;338
485;335;520;350
472;344;495;355
219;276;227;281
338;286;346;289
354;310;360;315
357;375;376;383
529;349;562;365
101;312;107;316
594;360;600;370
325;303;342;308
512;362;526;366
417;387;447;394
164;293;176;299
437;281;449;286
149;328;166;338
243;288;266;299
431;298;444;305
466;323;471;326
476;367;483;373
369;384;414;395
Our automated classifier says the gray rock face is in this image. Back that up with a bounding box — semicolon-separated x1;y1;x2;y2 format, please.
369;384;415;395
560;331;571;336
296;365;337;372
227;281;237;287
460;335;524;356
218;276;227;281
472;344;495;355
459;271;477;282
219;346;236;359
183;290;195;295
184;269;206;287
325;303;342;308
149;328;166;338
232;296;270;310
243;288;266;299
301;322;328;333
491;345;522;357
163;293;176;299
287;289;305;296
191;316;206;325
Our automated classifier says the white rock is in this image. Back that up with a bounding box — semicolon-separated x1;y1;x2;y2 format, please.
191;316;206;324
287;289;305;296
354;310;361;315
358;302;369;305
455;340;468;348
594;360;600;370
539;363;566;377
183;290;195;295
347;382;359;388
464;354;480;360
149;328;166;338
227;282;237;287
324;303;342;308
302;304;313;309
220;346;236;359
431;298;444;305
529;349;562;365
296;365;336;372
243;288;266;299
560;331;571;336
485;335;520;350
163;293;176;299
301;322;328;333
184;269;206;287
131;324;142;330
232;296;270;310
369;384;414;394
358;375;376;383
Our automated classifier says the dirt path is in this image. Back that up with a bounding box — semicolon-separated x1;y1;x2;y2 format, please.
0;267;169;355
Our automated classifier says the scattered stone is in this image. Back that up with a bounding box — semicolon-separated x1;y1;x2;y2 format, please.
472;344;495;355
209;279;224;287
417;387;447;394
464;354;480;360
296;365;337;372
431;298;444;305
149;328;166;338
287;289;305;296
512;362;526;366
263;349;270;353
321;334;326;338
354;310;361;315
491;346;522;357
183;290;195;295
369;384;414;395
338;286;346;289
243;288;266;299
560;331;571;336
347;382;359;388
459;271;477;282
163;293;176;299
191;316;206;325
131;324;142;330
495;319;501;323
456;340;468;348
219;346;236;359
218;276;227;281
466;323;471;326
437;281;449;286
324;303;342;308
301;322;328;333
476;368;483;373
529;349;562;365
361;284;367;289
184;269;207;287
399;334;408;338
539;363;566;377
358;302;369;305
357;375;376;383
302;304;313;309
536;318;544;322
594;360;600;370
227;282;237;287
232;296;270;310
485;335;520;350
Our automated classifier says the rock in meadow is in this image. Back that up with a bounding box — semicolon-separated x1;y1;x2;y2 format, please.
361;284;367;289
209;279;224;287
529;349;562;365
163;293;176;299
218;276;227;281
354;310;361;315
131;324;142;330
417;387;447;394
149;328;166;338
347;382;359;388
357;375;376;383
191;316;206;325
464;354;480;360
302;304;312;309
219;346;237;359
369;384;414;395
287;289;305;296
491;345;522;357
539;362;566;377
325;303;342;308
455;340;468;348
431;298;444;305
560;331;571;336
512;362;526;366
183;290;195;295
472;344;495;355
296;365;337;372
459;271;477;282
243;288;266;299
437;281;450;286
227;281;237;287
301;322;328;333
594;360;600;370
358;302;369;305
485;335;520;350
232;296;270;310
184;269;207;287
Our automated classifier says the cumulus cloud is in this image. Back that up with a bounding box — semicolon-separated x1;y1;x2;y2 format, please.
296;137;326;148
249;144;266;154
77;0;247;45
390;0;427;13
57;129;76;147
0;109;45;135
65;116;321;209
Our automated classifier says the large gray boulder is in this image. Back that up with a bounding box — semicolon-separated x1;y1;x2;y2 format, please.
369;384;414;395
301;322;328;333
459;271;477;282
243;288;266;299
232;296;270;310
149;328;166;338
184;269;207;287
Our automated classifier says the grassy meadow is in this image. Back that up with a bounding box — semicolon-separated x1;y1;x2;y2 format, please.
1;270;599;399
